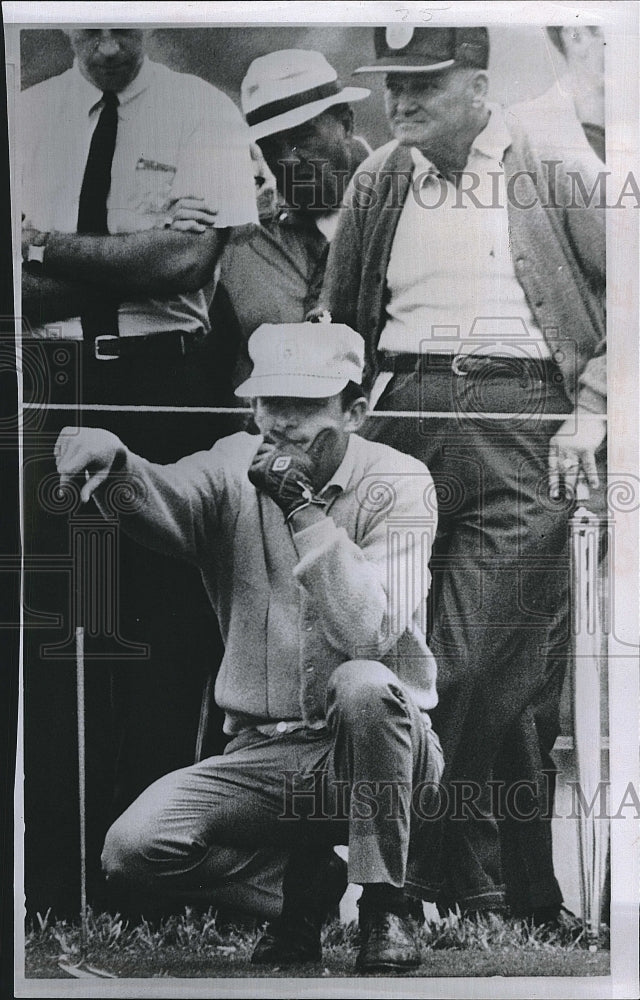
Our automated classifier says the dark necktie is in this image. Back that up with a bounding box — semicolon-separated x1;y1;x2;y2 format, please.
78;91;120;342
78;91;119;233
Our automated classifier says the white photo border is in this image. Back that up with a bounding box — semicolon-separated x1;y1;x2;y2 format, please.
7;2;639;998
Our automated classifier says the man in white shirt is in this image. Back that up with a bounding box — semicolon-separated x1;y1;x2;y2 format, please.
21;28;258;404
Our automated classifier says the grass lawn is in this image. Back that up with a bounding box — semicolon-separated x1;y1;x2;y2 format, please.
24;907;610;981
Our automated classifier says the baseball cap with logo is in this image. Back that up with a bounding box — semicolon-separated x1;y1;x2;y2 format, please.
235;322;365;399
242;49;370;141
353;26;489;74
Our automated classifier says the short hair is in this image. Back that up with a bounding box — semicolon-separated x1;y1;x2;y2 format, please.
340;381;368;410
322;103;355;131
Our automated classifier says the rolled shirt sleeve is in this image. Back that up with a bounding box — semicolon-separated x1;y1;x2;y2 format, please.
170;84;258;229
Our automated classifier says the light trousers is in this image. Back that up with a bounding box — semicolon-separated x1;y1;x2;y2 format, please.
102;660;444;918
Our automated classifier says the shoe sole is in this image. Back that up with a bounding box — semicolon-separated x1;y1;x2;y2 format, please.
251;954;322;967
355;959;421;973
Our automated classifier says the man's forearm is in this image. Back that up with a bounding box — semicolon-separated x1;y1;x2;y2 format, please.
22;268;98;325
93;448;204;564
41;227;227;298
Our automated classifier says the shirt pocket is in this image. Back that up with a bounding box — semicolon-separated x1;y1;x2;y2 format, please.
133;156;177;218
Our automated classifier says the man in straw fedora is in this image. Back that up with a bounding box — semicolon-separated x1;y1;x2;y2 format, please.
185;49;372;396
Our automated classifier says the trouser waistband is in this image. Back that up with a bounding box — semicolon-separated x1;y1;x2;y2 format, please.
378;352;562;380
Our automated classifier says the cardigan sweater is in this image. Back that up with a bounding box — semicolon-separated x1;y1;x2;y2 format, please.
100;431;439;733
321;113;606;413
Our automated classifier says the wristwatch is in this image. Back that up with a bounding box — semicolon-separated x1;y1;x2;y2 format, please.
27;244;46;265
24;231;49;269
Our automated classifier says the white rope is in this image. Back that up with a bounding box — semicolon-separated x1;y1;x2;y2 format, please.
22;402;607;421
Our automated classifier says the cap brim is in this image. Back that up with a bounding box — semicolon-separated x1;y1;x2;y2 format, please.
235;374;350;399
353;58;455;74
249;87;370;141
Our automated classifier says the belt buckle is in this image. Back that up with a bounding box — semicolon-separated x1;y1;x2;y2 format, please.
451;354;469;377
94;335;120;361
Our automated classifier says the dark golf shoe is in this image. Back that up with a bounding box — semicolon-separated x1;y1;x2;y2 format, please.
355;909;421;973
251;848;347;966
251;913;323;966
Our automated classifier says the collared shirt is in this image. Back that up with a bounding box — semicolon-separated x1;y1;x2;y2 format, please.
21;58;258;340
380;104;550;360
105;431;438;733
211;202;332;388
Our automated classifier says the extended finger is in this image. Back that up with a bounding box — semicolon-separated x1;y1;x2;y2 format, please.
548;447;560;499
581;449;600;489
563;461;580;499
171;220;206;233
575;470;591;501
169;198;218;216
80;468;109;504
172;208;217;224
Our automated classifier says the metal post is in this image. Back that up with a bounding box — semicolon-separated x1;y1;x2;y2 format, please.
570;504;609;941
75;625;88;955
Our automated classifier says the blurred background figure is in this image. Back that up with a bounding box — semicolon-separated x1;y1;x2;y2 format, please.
509;26;605;164
544;25;605;158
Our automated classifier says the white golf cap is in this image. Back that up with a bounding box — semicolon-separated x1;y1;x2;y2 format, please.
235;322;365;399
241;49;370;141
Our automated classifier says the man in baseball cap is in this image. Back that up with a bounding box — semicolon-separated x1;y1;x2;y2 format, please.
354;26;490;180
320;22;606;930
354;25;488;74
56;321;442;972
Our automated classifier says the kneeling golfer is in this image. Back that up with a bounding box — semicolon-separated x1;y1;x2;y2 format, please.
55;321;443;972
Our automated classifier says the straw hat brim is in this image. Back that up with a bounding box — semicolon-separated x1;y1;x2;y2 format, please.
249;86;370;141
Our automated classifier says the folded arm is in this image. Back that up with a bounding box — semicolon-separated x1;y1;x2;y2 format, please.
34;226;228;298
22;268;104;325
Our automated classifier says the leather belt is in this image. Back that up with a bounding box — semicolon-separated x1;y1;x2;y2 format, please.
378;352;562;380
254;720;328;738
93;330;197;361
